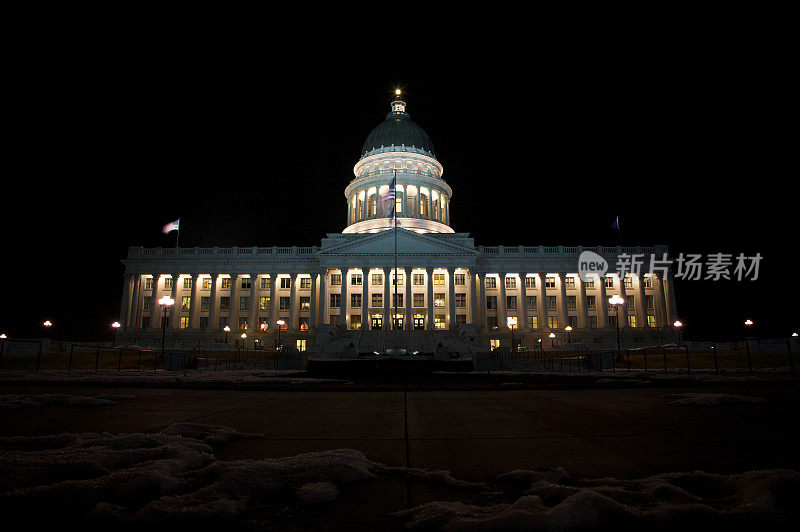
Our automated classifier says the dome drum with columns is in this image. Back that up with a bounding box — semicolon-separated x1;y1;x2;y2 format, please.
116;91;680;357
343;95;453;235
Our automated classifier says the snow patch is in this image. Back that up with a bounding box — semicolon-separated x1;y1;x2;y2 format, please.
0;393;135;409
662;393;767;406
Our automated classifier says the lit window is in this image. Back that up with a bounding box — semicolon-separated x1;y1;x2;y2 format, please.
647;315;656;327
434;273;445;286
528;316;539;330
351;274;362;286
564;276;575;289
434;294;445;308
221;278;231;290
296;339;307;352
350;315;361;330
202;277;212;290
485;277;497;289
300;297;310;310
180;317;189;329
627;315;637;327
548;316;559;329
434;315;446;330
490;339;500;350
259;296;270;311
505;276;516;289
181;296;191;310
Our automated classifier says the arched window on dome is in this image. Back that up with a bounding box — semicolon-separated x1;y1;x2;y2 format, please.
419;187;430;218
396;185;404;215
441;194;448;225
431;190;440;222
366;187;377;218
357;190;365;221
406;185;417;217
351;196;357;224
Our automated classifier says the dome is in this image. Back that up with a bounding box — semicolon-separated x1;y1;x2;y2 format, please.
360;98;436;160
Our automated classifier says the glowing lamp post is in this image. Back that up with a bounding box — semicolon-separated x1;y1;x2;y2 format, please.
158;296;174;359
111;321;121;346
223;325;231;343
673;320;683;346
240;332;247;349
565;325;573;344
276;319;286;351
608;295;625;360
548;332;556;349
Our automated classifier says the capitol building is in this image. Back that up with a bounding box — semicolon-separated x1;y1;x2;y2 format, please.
116;94;679;354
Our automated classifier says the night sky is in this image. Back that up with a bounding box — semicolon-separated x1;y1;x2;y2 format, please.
1;39;796;342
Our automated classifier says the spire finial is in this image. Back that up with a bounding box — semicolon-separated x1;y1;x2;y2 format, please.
391;89;406;114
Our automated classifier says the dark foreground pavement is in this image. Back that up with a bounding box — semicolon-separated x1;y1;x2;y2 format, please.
2;376;799;529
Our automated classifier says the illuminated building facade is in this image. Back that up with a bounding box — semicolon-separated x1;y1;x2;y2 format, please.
117;95;679;352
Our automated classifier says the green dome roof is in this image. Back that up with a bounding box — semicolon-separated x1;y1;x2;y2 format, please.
360;99;436;160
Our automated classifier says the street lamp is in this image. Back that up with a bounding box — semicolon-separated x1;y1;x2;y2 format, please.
565;325;573;344
673;320;683;346
111;321;121;346
223;325;231;343
240;332;247;349
276;319;286;351
744;319;754;326
608;295;625;361
158;296;174;360
548;332;556;349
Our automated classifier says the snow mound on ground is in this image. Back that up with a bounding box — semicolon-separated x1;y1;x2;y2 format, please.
394;468;800;529
662;393;767;406
0;393;135;409
2;425;798;528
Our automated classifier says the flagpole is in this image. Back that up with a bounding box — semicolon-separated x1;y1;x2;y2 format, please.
176;218;181;249
393;171;398;334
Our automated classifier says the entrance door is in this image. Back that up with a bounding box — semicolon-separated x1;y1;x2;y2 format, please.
413;316;425;330
371;316;382;330
392;317;404;330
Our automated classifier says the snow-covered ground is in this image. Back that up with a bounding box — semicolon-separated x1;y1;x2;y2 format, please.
1;422;797;528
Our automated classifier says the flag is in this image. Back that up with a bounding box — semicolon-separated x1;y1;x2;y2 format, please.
379;176;396;217
162;219;180;234
611;216;620;230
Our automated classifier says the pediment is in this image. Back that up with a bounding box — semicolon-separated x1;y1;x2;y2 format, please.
319;229;477;257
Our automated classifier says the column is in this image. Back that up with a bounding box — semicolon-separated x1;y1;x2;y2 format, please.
361;267;369;330
636;275;648;328
520;273;529;331
289;273;298;331
447;266;457;330
119;274;133;331
578;276;589;330
425;266;434;330
383;267;391;329
230;274;240;331
318;268;328;325
339;267;348;328
269;273;279;329
664;272;677;325
557;273;567;332
127;274;140;330
405;267;412;330
614;276;627;330
497;272;508;331
150;274;160;330
249;273;259;332
170;273;181;330
598;274;609;329
209;273;219;331
538;274;548;331
309;272;318;330
469;269;479;326
189;273;202;329
654;273;668;327
479;272;489;331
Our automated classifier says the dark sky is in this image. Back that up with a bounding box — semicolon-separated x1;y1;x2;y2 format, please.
1;36;796;342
